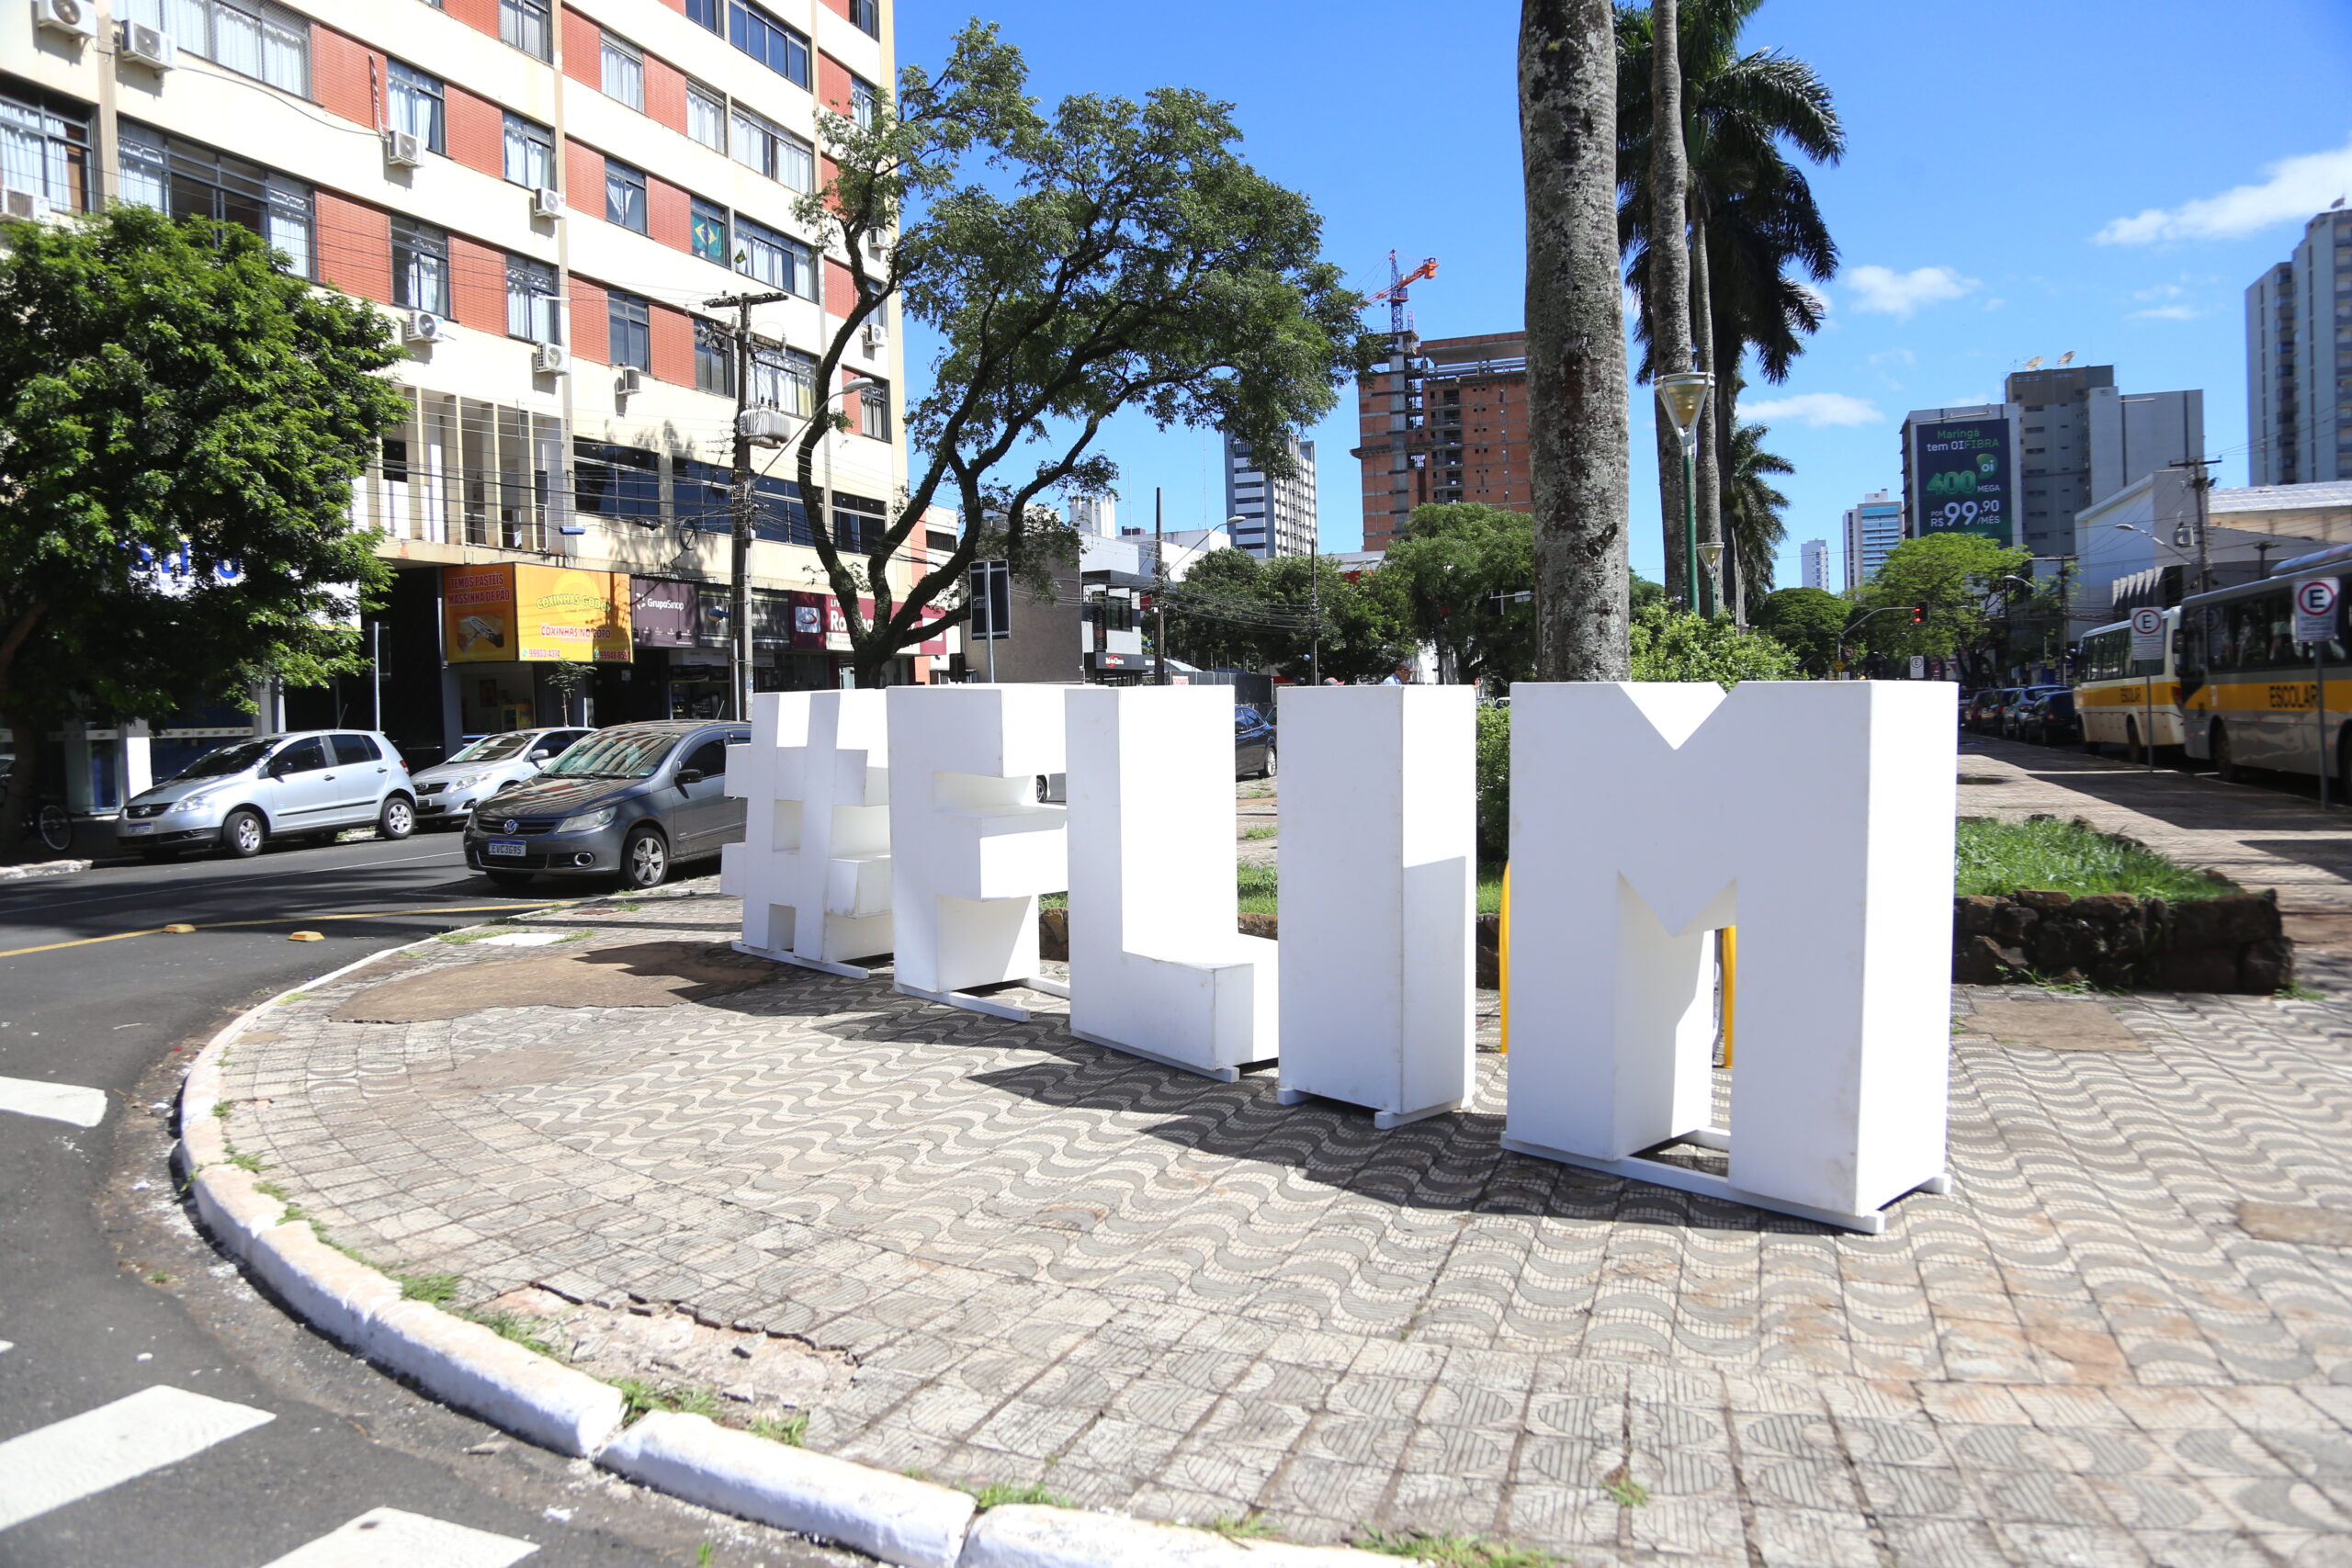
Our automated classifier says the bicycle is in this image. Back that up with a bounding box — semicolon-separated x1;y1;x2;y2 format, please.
3;769;73;854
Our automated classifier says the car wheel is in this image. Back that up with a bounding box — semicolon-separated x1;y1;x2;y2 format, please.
220;808;265;858
484;869;536;888
2211;724;2239;782
619;826;668;891
1261;744;1277;781
378;795;414;840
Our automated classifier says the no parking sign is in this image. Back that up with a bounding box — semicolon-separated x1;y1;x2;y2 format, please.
2295;577;2340;645
2129;606;2165;660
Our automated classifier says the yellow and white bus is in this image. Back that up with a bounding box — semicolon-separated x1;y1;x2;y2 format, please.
2177;544;2352;784
2075;607;2183;761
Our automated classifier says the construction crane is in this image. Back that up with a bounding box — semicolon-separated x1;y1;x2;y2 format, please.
1371;252;1439;339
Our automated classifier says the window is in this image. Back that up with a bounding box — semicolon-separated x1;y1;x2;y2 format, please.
858;378;890;440
690;197;729;265
850;75;878;130
695;320;734;396
388;62;445;155
272;738;328;774
685;0;719;29
118;122;311;276
601;34;644;111
502;113;553;189
607;290;651;371
687;83;727;152
0;82;92;215
506;254;559;344
849;0;878;37
677;458;809;542
728;2;810;86
729;106;813;191
124;0;308;95
500;0;551;60
833;492;886;554
605;159;647;233
733;215;812;296
332;735;381;765
749;345;817;415
572;440;662;525
391;218;448;316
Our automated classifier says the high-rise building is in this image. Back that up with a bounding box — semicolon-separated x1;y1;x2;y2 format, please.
1842;491;1905;586
1070;495;1117;537
2245;208;2352;485
1351;331;1528;551
1223;433;1317;558
6;0;920;803
1800;538;1831;591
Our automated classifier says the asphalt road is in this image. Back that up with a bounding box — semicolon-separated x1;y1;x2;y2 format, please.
0;829;847;1568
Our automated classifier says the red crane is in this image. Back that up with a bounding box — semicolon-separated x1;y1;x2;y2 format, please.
1371;252;1439;338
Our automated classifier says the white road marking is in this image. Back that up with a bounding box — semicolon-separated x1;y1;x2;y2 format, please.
260;1507;539;1567
0;1076;107;1129
0;1385;274;1531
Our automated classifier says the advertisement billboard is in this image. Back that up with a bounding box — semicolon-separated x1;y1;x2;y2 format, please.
1910;419;2013;546
442;565;633;663
628;578;699;648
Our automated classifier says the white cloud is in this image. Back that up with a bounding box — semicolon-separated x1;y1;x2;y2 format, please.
2097;136;2352;244
2132;303;2202;321
1740;391;1883;428
1847;265;1979;320
1867;348;1916;368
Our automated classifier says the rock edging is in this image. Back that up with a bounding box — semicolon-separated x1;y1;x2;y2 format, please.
1951;888;2291;992
174;934;1396;1568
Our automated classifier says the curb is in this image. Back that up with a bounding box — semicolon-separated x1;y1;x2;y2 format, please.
175;921;1405;1568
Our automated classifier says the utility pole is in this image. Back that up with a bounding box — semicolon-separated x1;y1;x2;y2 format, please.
1153;487;1169;686
1308;552;1321;685
707;288;790;721
2169;455;2219;594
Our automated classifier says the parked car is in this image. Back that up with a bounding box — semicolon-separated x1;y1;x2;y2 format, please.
2018;689;2078;746
115;731;413;860
412;728;591;828
1236;704;1276;779
463;719;750;891
1966;688;2017;733
2001;685;2067;739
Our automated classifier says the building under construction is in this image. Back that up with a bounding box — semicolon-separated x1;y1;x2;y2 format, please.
1353;330;1532;552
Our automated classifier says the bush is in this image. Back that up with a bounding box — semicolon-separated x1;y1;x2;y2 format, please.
1954;817;2230;900
1476;705;1510;861
1628;604;1801;685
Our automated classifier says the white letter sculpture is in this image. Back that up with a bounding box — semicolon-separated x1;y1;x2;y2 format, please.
887;684;1069;1020
1503;681;1955;1233
1274;686;1475;1124
722;690;892;976
1065;686;1276;1081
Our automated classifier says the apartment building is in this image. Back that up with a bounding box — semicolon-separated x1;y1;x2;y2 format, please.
1841;490;1904;587
1222;432;1317;558
6;0;936;805
2246;207;2352;486
1351;330;1528;552
1799;537;1829;591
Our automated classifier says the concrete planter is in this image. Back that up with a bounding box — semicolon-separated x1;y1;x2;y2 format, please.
1951;888;2291;993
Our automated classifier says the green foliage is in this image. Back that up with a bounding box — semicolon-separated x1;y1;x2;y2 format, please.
462;1309;566;1360
1853;533;2028;660
1237;865;1279;914
1724;423;1794;598
0;206;405;842
1377;504;1535;693
1628;603;1801;685
1752;586;1849;671
1356;1528;1554;1568
1600;1464;1651;1507
1476;705;1511;862
751;1411;809;1446
1954;818;2231;901
965;1481;1070;1510
614;1380;723;1423
395;1272;461;1305
1205;1515;1283;1541
1162;549;1409;681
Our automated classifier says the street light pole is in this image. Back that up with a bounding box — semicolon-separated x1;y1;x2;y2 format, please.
1656;371;1715;615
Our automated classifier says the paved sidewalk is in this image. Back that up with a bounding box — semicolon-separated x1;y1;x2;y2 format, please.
213;882;2352;1567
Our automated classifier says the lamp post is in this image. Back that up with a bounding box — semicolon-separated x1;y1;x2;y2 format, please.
1697;539;1725;615
1656;370;1715;615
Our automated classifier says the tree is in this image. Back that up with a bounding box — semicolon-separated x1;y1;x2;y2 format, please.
787;24;1372;686
1751;585;1845;671
1259;554;1412;683
1639;0;1698;604
1521;0;1633;680
1629;600;1800;684
1854;533;2028;673
1160;548;1277;671
1722;419;1792;610
1377;503;1536;693
0;207;405;847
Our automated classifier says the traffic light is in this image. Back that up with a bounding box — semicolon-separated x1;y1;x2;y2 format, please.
1910;603;1928;626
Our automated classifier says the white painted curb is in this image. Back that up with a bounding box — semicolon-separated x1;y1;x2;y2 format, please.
175;918;1406;1568
603;1412;976;1568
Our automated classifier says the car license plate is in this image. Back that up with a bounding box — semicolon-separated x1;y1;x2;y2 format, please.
120;823;149;835
487;839;526;858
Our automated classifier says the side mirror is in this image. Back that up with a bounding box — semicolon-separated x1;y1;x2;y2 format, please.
674;768;706;786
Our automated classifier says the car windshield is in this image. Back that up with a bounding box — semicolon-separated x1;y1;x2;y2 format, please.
449;733;534;764
537;729;679;780
171;739;275;780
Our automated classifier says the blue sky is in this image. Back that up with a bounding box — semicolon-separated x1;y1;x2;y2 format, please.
894;0;2352;587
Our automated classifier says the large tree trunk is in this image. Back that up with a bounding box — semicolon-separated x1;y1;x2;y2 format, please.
1690;207;1722;616
1645;0;1694;608
1522;0;1630;682
0;708;38;853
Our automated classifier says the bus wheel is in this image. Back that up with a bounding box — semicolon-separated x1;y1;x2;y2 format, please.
2211;725;2240;783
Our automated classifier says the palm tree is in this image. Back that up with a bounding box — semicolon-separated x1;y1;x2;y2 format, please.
1722;419;1792;616
1617;0;1843;593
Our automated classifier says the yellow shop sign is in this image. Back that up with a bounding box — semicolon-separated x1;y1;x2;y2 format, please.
442;564;633;663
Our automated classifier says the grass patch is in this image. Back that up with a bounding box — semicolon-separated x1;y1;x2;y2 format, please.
750;1410;808;1446
227;1150;265;1173
1955;816;2231;901
964;1481;1069;1510
395;1270;461;1305
1238;865;1279;915
1204;1513;1283;1541
2279;981;2325;1001
1357;1528;1553;1567
281;992;311;1002
211;1101;231;1120
461;1308;565;1359
146;1269;175;1286
614;1379;723;1423
1600;1464;1650;1507
1240;824;1277;841
436;927;503;943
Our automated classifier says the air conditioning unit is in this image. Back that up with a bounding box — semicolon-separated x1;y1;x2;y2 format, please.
531;186;563;219
2;188;43;220
860;320;888;351
383;129;424;168
401;310;443;344
737;407;791;445
116;19;175;68
531;342;568;375
616;367;644;396
33;0;96;39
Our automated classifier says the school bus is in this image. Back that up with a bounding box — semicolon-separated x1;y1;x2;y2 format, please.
2075;608;2183;760
2177;543;2352;784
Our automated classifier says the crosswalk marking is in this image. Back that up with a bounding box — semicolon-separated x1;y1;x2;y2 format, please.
0;1385;274;1531
261;1507;540;1567
0;1075;107;1129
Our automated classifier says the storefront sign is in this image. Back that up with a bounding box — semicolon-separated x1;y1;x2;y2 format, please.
442;564;632;663
629;578;699;648
790;592;828;650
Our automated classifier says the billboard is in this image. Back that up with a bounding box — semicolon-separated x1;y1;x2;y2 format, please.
1910;419;2013;546
629;578;699;648
442;564;633;663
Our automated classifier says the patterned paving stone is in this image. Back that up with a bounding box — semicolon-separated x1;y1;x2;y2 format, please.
215;875;2352;1566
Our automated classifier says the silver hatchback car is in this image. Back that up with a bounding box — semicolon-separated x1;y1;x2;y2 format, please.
115;730;414;860
412;728;591;828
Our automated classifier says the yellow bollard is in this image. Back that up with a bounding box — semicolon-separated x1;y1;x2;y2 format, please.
1498;863;1510;1055
1718;925;1736;1068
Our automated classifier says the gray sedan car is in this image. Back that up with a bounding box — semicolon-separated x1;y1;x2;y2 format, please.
462;719;749;890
